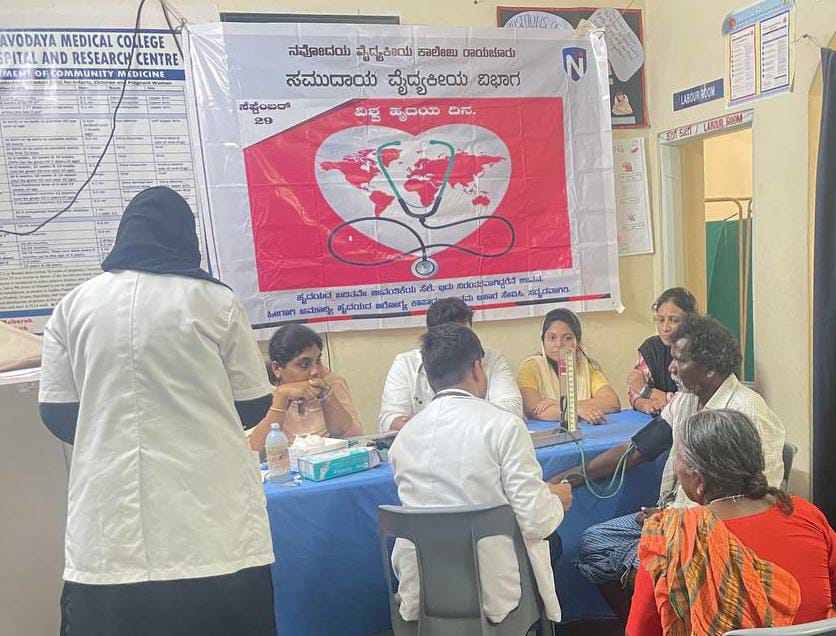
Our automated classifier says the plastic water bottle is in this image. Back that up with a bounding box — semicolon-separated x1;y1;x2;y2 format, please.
265;423;292;484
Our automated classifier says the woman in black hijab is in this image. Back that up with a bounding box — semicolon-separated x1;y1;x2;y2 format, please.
39;187;276;636
627;287;698;414
101;185;224;284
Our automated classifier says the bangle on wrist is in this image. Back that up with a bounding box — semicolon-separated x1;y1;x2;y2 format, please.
317;388;333;401
269;406;286;414
639;385;653;400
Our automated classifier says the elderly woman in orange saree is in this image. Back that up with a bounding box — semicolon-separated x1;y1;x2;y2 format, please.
627;409;836;636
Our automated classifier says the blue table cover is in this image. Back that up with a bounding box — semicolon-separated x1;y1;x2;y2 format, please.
264;410;663;635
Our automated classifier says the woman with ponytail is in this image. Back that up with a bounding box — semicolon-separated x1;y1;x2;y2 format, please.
517;308;620;424
248;324;361;452
627;409;836;635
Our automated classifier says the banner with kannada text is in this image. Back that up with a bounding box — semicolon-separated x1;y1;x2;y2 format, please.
185;23;621;332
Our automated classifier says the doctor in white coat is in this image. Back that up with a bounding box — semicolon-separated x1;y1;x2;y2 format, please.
39;187;275;636
379;297;523;432
389;323;572;624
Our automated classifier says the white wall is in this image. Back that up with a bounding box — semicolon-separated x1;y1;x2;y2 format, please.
0;381;68;636
704;128;752;222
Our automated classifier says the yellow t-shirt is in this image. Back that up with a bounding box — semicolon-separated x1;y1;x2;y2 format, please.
516;357;610;400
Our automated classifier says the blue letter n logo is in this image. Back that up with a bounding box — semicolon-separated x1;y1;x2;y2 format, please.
562;47;587;81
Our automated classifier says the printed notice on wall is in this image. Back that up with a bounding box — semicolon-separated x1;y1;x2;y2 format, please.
613;138;652;256
724;0;793;106
729;26;757;103
0;24;211;333
759;11;790;94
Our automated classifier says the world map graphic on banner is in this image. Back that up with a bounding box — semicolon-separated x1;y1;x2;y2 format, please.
242;98;570;291
186;23;620;332
320;140;504;216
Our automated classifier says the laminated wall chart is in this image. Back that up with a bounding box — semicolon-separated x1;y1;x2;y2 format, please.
0;26;205;333
724;0;794;106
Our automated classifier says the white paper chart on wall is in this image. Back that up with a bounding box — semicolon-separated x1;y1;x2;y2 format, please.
0;26;207;333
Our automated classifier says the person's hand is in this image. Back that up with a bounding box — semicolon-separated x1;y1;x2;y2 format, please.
548;469;575;485
390;415;412;431
274;379;323;406
649;395;667;412
634;398;655;415
577;402;605;424
548;482;573;512
635;397;663;415
627;368;647;394
533;399;560;417
634;506;660;526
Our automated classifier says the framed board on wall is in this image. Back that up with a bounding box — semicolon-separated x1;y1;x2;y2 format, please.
0;23;209;334
497;6;648;128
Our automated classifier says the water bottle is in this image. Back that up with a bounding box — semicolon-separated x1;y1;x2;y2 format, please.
265;423;292;484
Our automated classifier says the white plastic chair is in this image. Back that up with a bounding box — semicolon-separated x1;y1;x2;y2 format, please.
725;618;836;634
378;503;554;636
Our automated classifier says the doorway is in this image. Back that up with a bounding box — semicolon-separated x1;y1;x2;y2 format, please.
658;115;754;381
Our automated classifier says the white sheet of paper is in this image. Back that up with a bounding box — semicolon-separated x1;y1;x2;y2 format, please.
589;8;645;82
613;138;653;256
729;25;757;103
759;11;790;93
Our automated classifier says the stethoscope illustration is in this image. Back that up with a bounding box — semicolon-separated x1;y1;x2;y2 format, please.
326;138;515;278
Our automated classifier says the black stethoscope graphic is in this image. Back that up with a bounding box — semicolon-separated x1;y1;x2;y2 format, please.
326;138;515;278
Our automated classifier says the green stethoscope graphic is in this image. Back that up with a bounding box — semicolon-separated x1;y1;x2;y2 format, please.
326;138;515;279
377;139;456;221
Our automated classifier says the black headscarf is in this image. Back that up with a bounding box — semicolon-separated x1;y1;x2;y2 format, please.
101;186;226;287
638;335;678;393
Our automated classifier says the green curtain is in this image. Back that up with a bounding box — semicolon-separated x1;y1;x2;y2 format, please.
706;218;754;382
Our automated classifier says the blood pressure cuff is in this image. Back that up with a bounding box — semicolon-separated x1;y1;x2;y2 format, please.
630;415;673;461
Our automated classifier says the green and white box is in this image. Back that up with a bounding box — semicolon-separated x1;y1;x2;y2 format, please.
298;446;380;481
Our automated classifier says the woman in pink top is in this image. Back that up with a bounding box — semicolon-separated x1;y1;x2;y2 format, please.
248;325;361;451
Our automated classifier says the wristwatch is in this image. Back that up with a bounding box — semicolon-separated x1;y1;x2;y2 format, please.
639;384;653;400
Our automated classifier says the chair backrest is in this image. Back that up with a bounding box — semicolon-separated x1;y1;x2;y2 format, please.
781;442;798;492
725;617;836;634
378;503;550;636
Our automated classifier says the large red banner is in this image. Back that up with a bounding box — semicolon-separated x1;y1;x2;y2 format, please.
243;97;571;291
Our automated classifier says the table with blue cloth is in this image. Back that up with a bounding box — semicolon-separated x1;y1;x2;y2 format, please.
263;410;665;635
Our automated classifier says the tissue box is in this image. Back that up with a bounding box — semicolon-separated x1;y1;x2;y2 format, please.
288;437;348;472
298;447;380;481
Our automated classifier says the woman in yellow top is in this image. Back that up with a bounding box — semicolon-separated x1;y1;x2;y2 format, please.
248;324;361;451
518;309;621;424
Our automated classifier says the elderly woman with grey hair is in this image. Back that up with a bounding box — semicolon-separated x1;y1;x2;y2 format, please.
627;409;836;636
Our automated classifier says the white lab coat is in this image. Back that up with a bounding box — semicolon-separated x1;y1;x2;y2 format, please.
389;390;564;623
378;347;523;431
39;271;275;584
